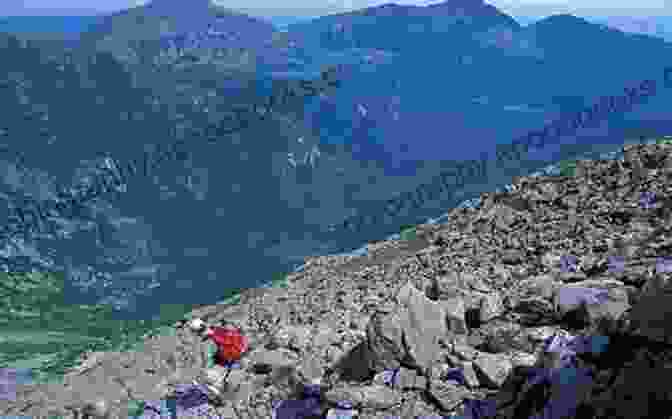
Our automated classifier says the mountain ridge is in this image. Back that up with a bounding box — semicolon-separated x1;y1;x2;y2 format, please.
3;0;672;387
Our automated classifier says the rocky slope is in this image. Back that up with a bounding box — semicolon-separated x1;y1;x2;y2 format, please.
2;140;672;418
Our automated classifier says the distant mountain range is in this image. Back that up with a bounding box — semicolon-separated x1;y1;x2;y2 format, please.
491;1;672;41
2;0;672;325
3;2;672;43
581;15;672;42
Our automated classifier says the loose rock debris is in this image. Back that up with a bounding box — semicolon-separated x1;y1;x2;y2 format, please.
1;141;672;418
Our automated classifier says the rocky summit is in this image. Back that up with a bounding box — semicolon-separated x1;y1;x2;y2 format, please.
2;140;672;418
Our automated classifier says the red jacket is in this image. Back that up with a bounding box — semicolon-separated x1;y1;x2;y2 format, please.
206;326;248;365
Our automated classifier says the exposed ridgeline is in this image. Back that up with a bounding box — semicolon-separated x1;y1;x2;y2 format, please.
68;0;339;160
75;0;302;87
2;139;671;418
286;0;520;53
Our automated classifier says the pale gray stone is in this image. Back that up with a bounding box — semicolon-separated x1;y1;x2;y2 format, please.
472;353;513;389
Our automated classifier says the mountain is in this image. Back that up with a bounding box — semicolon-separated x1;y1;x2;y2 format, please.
5;0;672;379
491;1;672;41
282;3;672;246
525;14;672;91
80;0;277;46
0;31;296;305
75;0;277;75
287;0;520;53
285;4;672;170
0;22;409;336
5;1;670;267
283;0;530;170
0;29;398;385
586;15;672;42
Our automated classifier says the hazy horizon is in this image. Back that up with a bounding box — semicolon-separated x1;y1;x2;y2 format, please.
1;0;669;18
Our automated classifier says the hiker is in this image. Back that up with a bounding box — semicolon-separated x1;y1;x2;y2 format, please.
189;318;248;368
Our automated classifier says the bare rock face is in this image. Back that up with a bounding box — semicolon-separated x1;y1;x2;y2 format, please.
365;309;406;373
81;399;111;419
628;273;672;344
195;366;253;405
3;142;672;419
396;281;448;375
359;281;449;379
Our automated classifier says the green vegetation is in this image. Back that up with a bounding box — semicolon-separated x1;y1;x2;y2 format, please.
625;135;672;146
269;270;290;288
0;270;197;385
0;267;296;385
399;224;417;241
654;136;672;145
557;159;577;177
206;341;218;368
127;400;146;418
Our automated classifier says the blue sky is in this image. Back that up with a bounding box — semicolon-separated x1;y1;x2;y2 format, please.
3;0;669;16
